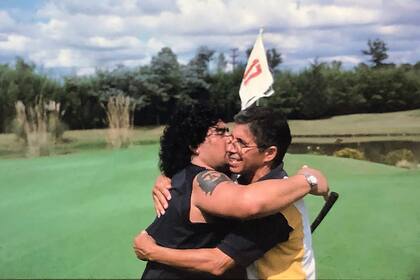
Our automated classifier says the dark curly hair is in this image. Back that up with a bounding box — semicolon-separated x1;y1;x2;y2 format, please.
234;105;292;168
159;103;223;177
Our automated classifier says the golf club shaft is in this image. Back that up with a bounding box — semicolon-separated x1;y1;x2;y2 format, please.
311;191;339;233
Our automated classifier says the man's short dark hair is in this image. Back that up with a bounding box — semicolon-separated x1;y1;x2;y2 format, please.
159;103;223;177
234;106;292;168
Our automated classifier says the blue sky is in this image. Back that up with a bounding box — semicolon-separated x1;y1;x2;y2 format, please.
0;0;41;9
0;0;43;21
0;0;419;76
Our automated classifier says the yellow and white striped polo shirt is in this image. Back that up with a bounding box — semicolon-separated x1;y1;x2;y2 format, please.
246;198;315;280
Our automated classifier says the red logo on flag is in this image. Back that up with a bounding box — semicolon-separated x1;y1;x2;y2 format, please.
243;59;262;86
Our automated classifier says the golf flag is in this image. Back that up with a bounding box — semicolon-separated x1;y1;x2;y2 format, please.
239;29;274;110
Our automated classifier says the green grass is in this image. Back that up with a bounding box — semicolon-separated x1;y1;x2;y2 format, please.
0;146;160;278
0;145;419;279
285;154;420;279
289;109;420;136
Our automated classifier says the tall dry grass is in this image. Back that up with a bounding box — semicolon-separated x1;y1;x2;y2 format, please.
45;100;66;142
104;95;136;148
13;98;65;157
14;98;50;156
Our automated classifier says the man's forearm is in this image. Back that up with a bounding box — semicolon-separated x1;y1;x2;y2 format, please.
240;175;310;218
149;246;235;276
195;175;310;219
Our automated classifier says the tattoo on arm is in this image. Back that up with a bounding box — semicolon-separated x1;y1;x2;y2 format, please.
197;170;231;195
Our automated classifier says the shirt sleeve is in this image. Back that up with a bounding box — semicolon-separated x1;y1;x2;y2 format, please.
217;213;292;267
145;216;160;237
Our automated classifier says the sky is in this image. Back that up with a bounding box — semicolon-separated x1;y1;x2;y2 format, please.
0;0;419;76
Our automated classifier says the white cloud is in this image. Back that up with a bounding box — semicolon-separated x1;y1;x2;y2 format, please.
31;48;90;68
76;67;96;76
322;55;362;65
38;19;67;40
0;0;418;73
87;36;142;49
0;34;30;52
145;37;166;54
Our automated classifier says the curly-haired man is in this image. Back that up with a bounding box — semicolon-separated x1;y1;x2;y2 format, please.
136;103;328;279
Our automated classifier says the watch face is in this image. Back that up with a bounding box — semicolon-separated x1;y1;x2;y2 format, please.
308;175;317;185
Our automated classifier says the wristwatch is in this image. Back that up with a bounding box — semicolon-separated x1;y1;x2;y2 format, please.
303;173;318;189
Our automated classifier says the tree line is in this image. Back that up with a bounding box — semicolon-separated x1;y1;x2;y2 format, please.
1;39;420;133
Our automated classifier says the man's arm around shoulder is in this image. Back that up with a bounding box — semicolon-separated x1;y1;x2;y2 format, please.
192;168;328;219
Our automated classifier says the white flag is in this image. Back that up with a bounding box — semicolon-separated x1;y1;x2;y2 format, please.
239;29;274;110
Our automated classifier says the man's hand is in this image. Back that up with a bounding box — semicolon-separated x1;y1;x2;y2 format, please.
152;175;172;217
297;166;329;198
133;230;157;261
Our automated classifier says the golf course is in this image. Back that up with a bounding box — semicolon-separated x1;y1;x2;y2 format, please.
1;1;419;278
0;110;419;279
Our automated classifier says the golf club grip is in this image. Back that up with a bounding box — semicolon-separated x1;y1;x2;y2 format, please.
311;192;339;233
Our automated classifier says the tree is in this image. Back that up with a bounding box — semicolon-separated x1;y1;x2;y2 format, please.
180;46;216;104
216;52;227;73
0;58;64;133
298;60;329;118
268;71;303;118
147;47;182;124
188;46;215;77
62;76;104;129
362;38;389;68
266;48;283;71
323;62;366;115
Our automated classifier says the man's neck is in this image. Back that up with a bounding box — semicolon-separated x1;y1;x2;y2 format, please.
191;157;213;170
250;165;272;183
191;156;231;176
240;164;272;184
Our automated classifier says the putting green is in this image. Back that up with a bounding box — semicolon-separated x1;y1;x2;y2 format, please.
0;145;418;279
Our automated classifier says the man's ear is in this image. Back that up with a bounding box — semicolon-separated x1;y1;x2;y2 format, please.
263;146;278;163
189;145;199;155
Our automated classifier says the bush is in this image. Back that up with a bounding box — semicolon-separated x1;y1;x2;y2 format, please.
333;147;365;160
305;145;324;155
384;149;415;166
395;160;416;169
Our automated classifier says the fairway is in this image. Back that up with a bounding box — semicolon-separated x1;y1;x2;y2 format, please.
0;145;419;279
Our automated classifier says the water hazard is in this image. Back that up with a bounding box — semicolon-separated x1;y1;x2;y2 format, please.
289;140;420;165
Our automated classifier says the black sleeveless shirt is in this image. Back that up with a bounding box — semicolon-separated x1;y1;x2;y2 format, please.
141;164;240;279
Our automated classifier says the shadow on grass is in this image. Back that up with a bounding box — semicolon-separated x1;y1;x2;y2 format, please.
0;149;25;159
132;140;159;145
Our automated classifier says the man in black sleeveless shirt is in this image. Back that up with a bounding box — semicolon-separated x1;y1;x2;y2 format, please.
135;104;329;279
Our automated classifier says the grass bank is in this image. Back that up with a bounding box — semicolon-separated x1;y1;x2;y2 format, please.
1;109;420;159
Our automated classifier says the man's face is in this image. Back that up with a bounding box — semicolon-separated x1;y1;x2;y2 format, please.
227;123;266;175
199;121;231;169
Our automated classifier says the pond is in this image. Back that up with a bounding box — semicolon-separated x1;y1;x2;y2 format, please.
289;140;420;165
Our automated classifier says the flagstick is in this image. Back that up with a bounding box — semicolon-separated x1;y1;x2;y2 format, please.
256;26;263;108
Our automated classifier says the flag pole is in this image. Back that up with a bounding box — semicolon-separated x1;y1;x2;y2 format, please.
256;27;264;107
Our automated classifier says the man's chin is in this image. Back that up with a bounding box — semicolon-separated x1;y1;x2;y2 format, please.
229;164;243;174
